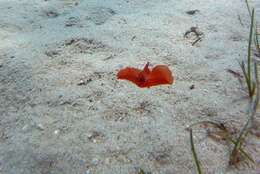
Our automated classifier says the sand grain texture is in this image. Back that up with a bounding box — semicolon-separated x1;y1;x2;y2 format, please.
0;0;259;173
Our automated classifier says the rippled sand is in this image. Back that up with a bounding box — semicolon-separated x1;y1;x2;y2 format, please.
0;0;259;173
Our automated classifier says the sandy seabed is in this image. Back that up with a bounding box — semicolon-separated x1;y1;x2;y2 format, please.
0;0;260;173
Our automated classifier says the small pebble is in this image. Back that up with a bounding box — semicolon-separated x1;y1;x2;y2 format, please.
186;10;199;15
77;78;92;86
36;123;45;131
84;170;91;174
45;50;59;57
54;129;60;135
46;10;59;18
203;89;208;93
87;131;104;143
77;79;86;86
91;158;99;165
190;84;195;90
22;124;29;131
131;35;137;41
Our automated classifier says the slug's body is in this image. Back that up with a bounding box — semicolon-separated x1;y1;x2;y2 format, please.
117;62;174;88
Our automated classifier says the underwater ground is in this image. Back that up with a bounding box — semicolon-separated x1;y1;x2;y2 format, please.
0;0;259;173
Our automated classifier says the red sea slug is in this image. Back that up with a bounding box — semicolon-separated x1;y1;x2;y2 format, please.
117;62;174;88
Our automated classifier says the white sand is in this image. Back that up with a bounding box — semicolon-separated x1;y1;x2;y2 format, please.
0;0;259;173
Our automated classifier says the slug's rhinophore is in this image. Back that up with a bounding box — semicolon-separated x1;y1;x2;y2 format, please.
117;62;174;88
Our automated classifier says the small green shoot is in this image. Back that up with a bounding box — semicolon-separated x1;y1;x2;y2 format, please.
187;1;259;171
239;9;256;98
230;2;260;166
230;61;259;166
189;129;203;174
189;121;255;166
